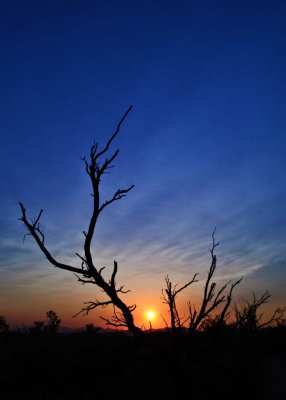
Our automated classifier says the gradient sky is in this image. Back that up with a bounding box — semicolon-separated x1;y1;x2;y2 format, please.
1;0;286;330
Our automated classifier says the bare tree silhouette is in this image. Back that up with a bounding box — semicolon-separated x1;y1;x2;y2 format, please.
19;106;142;335
160;231;242;334
234;290;286;331
188;230;242;332
161;274;198;334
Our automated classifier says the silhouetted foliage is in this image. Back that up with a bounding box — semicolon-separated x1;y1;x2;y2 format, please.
46;310;61;334
1;326;286;399
29;320;45;334
0;315;9;333
19;106;142;336
85;323;102;334
8;97;285;400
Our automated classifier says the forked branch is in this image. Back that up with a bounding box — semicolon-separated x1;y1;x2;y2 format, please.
19;106;142;336
161;273;198;333
19;202;85;275
100;304;137;328
189;230;242;331
234;290;286;330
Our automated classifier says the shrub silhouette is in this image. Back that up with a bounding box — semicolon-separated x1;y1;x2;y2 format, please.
161;230;242;333
234;291;286;331
18;108;284;338
85;323;102;334
0;315;9;333
29;320;45;334
188;231;242;332
46;310;61;334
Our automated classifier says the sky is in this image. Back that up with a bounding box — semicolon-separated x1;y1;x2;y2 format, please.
1;0;286;330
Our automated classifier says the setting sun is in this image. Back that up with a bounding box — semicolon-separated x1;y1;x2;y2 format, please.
146;310;156;321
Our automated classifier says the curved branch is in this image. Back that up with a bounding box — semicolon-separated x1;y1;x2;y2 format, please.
73;299;113;317
19;202;84;275
83;106;133;272
95;105;132;161
99;185;135;214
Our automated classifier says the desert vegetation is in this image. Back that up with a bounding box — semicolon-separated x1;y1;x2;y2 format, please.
1;310;286;399
18;107;285;335
6;107;284;398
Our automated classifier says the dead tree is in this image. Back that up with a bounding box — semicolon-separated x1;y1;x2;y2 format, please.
161;274;198;334
234;290;286;331
188;230;242;332
19;106;142;336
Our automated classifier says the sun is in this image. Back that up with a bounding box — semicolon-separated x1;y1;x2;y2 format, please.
146;310;156;321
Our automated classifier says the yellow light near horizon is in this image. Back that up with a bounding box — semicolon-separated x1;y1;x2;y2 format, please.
146;310;156;321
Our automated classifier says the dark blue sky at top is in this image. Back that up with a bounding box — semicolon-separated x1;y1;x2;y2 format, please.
1;0;286;324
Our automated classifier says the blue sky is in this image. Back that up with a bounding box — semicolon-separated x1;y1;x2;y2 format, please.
1;0;286;328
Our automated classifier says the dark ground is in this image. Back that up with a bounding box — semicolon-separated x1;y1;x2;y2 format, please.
1;327;285;400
